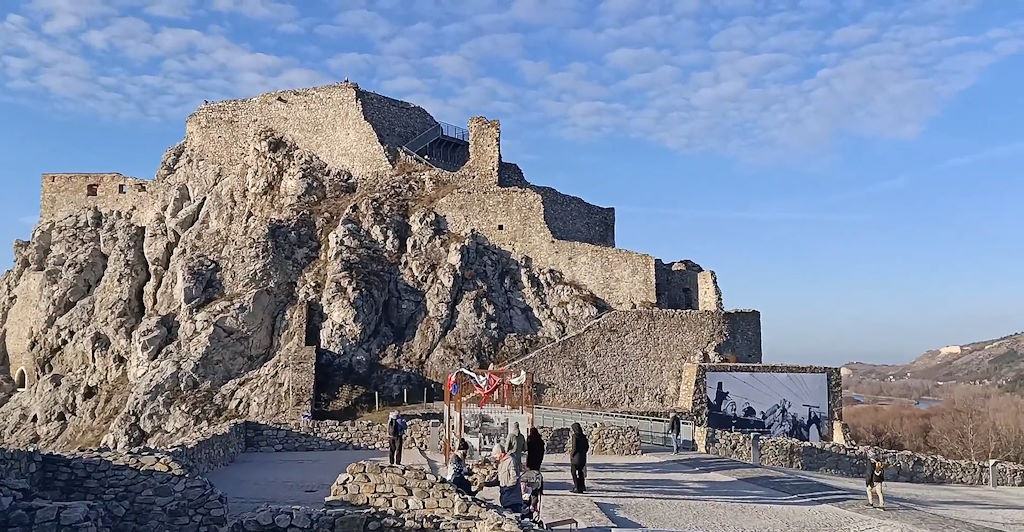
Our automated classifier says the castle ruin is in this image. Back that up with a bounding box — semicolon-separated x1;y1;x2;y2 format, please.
19;81;761;410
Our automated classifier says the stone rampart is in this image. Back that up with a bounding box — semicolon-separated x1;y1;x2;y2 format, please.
230;504;484;532
704;429;1024;487
186;83;434;179
436;188;655;309
40;172;153;221
533;185;615;247
325;461;527;531
244;419;432;452
511;310;762;410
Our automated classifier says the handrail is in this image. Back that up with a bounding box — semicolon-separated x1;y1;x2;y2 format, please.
498;311;614;369
438;121;468;142
404;124;441;153
535;405;680;425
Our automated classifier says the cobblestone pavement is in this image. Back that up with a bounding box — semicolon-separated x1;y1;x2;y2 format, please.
209;448;1022;531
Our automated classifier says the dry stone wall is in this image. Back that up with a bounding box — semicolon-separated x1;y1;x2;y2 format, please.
326;461;530;531
537;425;641;455
244;419;433;452
705;429;1024;487
0;446;229;530
514;310;762;410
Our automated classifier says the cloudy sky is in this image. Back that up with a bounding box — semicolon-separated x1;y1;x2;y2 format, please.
1;0;1022;365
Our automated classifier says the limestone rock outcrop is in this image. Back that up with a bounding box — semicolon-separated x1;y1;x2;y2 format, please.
0;127;604;450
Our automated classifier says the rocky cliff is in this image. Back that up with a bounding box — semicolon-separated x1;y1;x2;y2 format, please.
0;129;605;450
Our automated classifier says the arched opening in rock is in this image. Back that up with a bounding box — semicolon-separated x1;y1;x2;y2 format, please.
15;367;27;391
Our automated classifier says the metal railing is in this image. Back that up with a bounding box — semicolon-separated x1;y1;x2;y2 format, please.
534;406;694;450
438;121;469;142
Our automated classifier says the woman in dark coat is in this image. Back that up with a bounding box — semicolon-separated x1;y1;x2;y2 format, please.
526;427;545;471
568;422;589;493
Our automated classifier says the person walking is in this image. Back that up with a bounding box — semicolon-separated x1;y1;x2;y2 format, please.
387;411;406;465
493;443;524;513
568;422;589;493
526;427;545;471
668;412;682;454
865;458;886;509
505;422;527;474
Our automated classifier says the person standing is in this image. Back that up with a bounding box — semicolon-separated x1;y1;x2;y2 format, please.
526;427;545;471
568;422;589;493
865;458;886;509
492;443;524;513
505;422;527;474
387;411;406;465
668;412;682;454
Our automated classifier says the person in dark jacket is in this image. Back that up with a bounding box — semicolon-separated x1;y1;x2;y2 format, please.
865;458;885;508
526;427;545;471
668;413;682;454
568;422;589;493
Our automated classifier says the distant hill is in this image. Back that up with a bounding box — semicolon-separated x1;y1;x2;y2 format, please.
845;331;1024;394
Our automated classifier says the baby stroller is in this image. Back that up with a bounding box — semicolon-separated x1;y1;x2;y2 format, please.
520;469;544;524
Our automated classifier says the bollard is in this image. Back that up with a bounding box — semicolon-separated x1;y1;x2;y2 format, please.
375;392;379;411
424;388;428;404
989;459;999;488
404;388;408;405
750;433;761;466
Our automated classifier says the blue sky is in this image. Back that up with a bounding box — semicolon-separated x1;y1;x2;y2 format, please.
1;0;1022;366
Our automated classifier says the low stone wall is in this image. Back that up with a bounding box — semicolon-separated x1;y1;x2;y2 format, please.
244;419;432;452
326;461;528;531
0;479;105;531
538;425;642;455
0;446;229;530
168;421;247;474
231;504;477;532
706;429;1024;487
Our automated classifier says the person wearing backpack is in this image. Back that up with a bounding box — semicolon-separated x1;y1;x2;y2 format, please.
388;412;407;465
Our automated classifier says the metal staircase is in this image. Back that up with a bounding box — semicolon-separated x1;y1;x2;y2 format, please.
401;121;469;170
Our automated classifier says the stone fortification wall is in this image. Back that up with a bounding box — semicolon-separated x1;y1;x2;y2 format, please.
186;83;431;178
533;185;615;247
436;187;656;309
705;429;1024;487
231;504;503;532
537;425;642;455
40;172;153;221
244;419;433;452
0;446;229;530
680;363;843;444
511;309;762;410
326;461;527;532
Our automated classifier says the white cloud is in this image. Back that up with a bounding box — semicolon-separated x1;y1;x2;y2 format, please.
0;1;1021;160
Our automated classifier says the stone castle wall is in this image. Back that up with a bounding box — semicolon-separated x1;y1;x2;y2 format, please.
40;172;152;221
185;83;434;179
704;429;1024;487
510;309;762;410
436;187;657;309
537;425;642;455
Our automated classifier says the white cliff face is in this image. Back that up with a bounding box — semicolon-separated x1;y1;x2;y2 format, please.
0;130;604;450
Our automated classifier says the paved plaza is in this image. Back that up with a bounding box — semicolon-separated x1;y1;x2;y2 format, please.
207;449;1024;531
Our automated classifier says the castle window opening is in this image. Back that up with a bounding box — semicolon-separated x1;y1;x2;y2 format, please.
86;184;99;196
14;367;27;391
118;184;127;194
136;184;147;192
498;224;504;231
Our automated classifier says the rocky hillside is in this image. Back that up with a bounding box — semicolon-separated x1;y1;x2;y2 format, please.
846;331;1024;393
0;129;606;450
